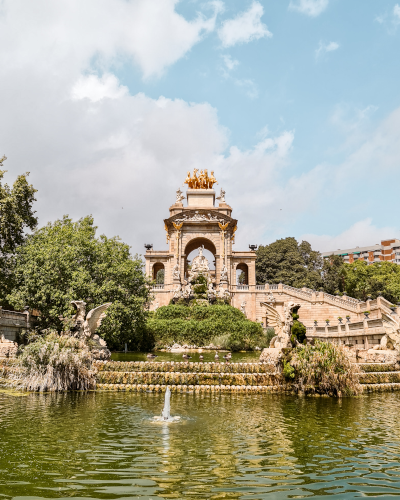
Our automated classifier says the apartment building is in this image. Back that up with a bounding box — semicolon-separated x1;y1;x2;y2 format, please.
322;239;400;264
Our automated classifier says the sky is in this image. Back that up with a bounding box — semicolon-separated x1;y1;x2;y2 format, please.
1;0;400;257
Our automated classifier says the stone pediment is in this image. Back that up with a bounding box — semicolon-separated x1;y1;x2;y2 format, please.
165;209;237;230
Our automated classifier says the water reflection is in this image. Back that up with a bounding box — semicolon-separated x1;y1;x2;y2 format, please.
1;391;400;498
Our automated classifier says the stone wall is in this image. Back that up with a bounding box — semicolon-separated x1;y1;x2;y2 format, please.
0;308;30;342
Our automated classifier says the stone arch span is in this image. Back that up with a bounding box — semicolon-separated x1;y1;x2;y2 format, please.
184;237;217;279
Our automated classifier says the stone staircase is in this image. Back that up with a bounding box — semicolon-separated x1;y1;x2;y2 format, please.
94;360;400;394
358;362;400;393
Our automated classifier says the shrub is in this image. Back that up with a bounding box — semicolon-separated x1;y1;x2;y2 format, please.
148;303;265;351
283;340;362;396
265;327;275;347
9;332;96;392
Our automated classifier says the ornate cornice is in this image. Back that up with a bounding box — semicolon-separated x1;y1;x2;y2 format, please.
164;209;237;231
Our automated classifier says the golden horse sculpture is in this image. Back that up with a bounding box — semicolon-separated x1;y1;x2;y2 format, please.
184;169;218;189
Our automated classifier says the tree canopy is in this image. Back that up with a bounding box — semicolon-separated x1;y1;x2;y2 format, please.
0;156;37;304
256;237;323;288
341;260;400;303
7;215;152;350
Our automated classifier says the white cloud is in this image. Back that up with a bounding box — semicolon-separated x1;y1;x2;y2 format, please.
315;41;339;59
289;0;329;17
393;4;400;24
0;0;221;79
234;78;258;99
302;219;398;253
222;55;239;71
218;2;272;48
71;74;128;102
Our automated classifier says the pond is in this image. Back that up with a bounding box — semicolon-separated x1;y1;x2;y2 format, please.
1;390;400;499
111;351;261;363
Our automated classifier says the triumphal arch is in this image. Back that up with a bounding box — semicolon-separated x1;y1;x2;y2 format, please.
145;169;258;319
146;170;400;352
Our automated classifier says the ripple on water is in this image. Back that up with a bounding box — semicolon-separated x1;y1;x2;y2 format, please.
1;392;400;498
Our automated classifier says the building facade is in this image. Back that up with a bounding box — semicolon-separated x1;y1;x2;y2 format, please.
322;239;400;264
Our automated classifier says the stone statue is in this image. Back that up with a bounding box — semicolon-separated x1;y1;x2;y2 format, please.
240;301;246;316
70;300;112;359
172;263;180;280
216;188;226;204
182;280;192;299
207;281;216;300
190;246;210;274
175;188;185;203
220;264;228;282
154;301;159;312
173;283;182;300
218;286;230;300
264;301;300;349
265;292;276;303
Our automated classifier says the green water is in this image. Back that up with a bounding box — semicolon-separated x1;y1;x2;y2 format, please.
2;392;400;499
111;351;261;363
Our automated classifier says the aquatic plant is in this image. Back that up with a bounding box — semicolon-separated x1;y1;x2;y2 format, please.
284;340;362;396
9;332;96;392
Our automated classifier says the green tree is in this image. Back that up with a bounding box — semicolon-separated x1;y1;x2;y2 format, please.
342;260;400;303
0;156;37;305
321;254;345;295
7;215;152;350
256;237;322;288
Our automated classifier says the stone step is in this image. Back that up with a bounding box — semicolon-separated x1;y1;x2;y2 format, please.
356;363;399;373
359;372;400;384
361;383;400;393
97;383;291;393
96;371;280;386
94;361;274;374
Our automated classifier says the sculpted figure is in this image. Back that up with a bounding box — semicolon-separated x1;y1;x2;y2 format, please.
184;171;193;189
172;263;180;280
190;246;210;274
204;169;209;188
216;188;226;204
70;300;112;360
264;301;300;349
71;300;111;339
182;280;192;299
173;283;182;300
192;168;199;189
198;170;206;189
220;264;228;282
240;301;246;316
208;171;217;189
175;188;185;203
207;281;216;300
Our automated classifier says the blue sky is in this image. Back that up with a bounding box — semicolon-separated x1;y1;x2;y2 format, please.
1;0;400;254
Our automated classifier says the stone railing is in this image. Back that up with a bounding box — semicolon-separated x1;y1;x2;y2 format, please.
236;285;249;291
152;284;165;290
319;292;359;311
282;284;313;299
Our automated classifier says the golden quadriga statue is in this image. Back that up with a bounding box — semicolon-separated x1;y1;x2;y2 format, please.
184;169;217;189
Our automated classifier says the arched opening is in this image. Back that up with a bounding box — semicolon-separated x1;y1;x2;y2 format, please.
184;237;216;280
153;262;165;284
236;263;248;285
